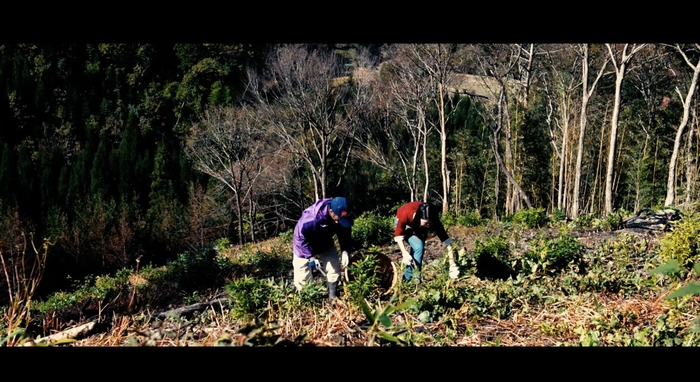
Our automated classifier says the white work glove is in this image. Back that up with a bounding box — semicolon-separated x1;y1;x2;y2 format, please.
449;263;460;279
447;245;460;279
341;251;350;268
401;250;414;266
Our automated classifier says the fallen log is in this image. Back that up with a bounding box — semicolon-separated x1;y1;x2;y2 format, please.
24;320;106;346
152;297;229;320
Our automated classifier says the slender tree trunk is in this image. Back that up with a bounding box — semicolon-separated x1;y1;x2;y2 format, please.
422;115;430;202
685;108;698;205
634;132;650;213
557;112;568;212
664;44;700;207
235;190;244;244
439;83;450;214
573;44;608;219
604;43;645;214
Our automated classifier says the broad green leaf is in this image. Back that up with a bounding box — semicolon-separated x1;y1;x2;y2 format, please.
650;260;682;275
693;263;700;275
376;331;401;344
378;314;392;328
666;282;700;299
384;298;416;315
359;299;375;322
418;311;431;323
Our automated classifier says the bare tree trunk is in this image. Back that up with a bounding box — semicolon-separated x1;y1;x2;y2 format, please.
438;82;450;214
520;44;535;108
664;44;700;207
504;104;519;215
685;108;698;205
604;43;646;214
249;198;255;243
588;104;609;215
573;44;609;219
421;113;430;202
491;90;532;210
634;130;650;213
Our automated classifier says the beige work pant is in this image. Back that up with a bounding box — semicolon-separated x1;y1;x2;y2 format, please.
293;246;341;291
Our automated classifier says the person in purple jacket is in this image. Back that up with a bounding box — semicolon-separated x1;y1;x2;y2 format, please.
292;197;354;299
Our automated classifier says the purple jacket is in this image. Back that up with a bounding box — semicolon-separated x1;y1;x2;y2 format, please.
293;198;353;259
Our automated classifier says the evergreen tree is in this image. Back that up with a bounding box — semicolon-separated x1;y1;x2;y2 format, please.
90;130;110;197
146;141;185;254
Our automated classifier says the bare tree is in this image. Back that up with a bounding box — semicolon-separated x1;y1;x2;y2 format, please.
184;105;284;244
604;43;647;214
373;45;434;202
664;43;700;207
406;44;465;213
471;44;533;215
245;44;357;201
540;44;581;216
572;44;610;219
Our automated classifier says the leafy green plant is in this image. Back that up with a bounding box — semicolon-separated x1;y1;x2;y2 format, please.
163;249;227;292
511;207;549;228
278;229;293;244
573;213;596;229
225;276;274;319
345;252;381;301
213;237;231;253
657;211;700;270
294;281;327;307
520;233;583;276
352;212;394;248
596;211;624;232
357;298;415;346
231;248;289;279
470;236;514;280
551;209;566;223
457;211;483;227
650;260;700;299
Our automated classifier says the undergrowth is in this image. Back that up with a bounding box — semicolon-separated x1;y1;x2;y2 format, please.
4;209;700;347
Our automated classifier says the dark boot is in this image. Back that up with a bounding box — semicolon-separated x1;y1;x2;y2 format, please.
327;281;338;299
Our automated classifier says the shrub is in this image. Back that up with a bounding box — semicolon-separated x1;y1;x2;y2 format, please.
345;250;382;301
521;233;583;275
658;211;700;270
232;248;289;279
457;211;483;227
551;209;566;223
469;236;514;280
573;213;596;229
596;211;624;232
511;207;549;228
164;249;225;292
352;212;394;248
225;277;273;319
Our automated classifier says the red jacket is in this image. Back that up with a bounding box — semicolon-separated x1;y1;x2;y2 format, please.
394;201;449;242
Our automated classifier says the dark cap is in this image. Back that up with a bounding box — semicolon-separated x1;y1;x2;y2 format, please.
331;197;353;228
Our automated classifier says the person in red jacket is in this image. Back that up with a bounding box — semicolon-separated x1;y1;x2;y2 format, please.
393;201;457;282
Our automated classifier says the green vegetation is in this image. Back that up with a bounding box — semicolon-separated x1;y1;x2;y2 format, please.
1;209;699;346
2;43;700;346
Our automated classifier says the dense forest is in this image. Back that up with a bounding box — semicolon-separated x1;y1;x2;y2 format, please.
0;43;698;303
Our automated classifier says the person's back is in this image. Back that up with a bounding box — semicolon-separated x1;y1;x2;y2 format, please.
293;199;338;259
